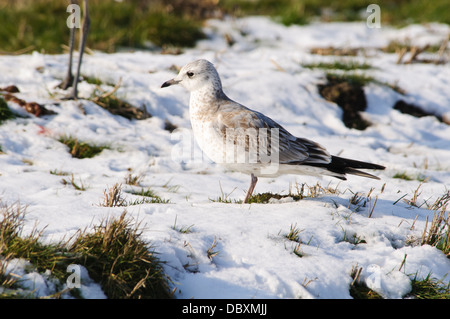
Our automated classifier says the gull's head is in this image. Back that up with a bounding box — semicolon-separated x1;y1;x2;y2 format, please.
161;59;222;92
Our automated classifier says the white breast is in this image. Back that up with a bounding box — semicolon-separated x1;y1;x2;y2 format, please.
190;113;226;164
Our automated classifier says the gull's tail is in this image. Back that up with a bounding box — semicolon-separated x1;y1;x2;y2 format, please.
309;156;385;180
329;156;385;180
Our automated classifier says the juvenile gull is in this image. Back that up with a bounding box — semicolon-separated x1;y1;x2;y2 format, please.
162;59;385;203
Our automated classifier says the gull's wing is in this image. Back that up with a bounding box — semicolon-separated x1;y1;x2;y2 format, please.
213;101;331;165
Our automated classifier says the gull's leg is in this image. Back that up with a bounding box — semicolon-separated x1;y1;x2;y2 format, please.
243;173;258;203
58;0;75;90
69;0;90;99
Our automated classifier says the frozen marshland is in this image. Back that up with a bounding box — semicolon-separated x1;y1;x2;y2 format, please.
0;17;449;299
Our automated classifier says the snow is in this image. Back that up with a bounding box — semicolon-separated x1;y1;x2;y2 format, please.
0;17;449;299
1;258;106;298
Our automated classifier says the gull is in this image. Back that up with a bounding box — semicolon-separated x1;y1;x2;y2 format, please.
161;59;385;203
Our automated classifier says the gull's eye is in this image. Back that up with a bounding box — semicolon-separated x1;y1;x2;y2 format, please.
187;71;194;78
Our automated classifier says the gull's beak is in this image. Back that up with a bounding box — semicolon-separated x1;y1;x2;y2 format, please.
161;78;180;88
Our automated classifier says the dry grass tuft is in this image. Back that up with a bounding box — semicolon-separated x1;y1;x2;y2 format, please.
101;183;126;207
67;211;171;298
420;208;450;258
0;202;172;298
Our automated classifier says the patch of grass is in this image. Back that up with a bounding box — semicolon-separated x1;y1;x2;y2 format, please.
206;237;219;261
325;72;376;87
381;0;450;25
82;75;108;86
393;171;427;182
349;266;383;299
102;184;170;207
127;188;170;205
402;183;425;208
348;191;366;211
0;202;172;298
124;172;144;186
341;231;367;245
80;75;118;88
130;188;166;198
350;282;384;299
211;182;340;204
61;174;88;191
209;196;241;204
0;0;205;54
101;183;126;207
393;172;413;181
67;211;172;298
142;10;206;49
407;273;450;299
310;47;360;56
285;223;303;242
281;223;314;258
2;0;449;55
0;97;15;124
90;82;151;120
292;242;304;258
0;201;76;298
420;208;450;257
171;215;194;234
327;69;406;94
209;184;241;203
58;135;109;159
246;192;303;204
302;60;372;71
220;0;365;25
221;0;450;25
49;169;70;176
426;191;450;212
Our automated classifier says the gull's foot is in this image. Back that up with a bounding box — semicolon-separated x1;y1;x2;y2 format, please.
56;74;74;90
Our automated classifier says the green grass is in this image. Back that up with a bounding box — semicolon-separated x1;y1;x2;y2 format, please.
220;0;450;25
0;202;171;299
393;171;428;182
127;188;171;205
0;0;204;54
61;174;88;191
393;171;414;181
171;215;194;234
90;85;151;120
408;273;450;299
325;72;376;87
349;266;383;299
1;1;448;54
67;211;171;298
101;184;170;207
210;182;339;204
247;192;303;204
350;269;450;299
302;60;372;71
209;191;303;204
49;169;70;176
58;135;109;159
350;283;384;299
284;223;303;242
325;72;405;95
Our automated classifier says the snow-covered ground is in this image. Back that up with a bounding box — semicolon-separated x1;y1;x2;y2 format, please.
0;17;449;299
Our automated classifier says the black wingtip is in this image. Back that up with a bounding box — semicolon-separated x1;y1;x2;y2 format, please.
331;156;385;171
305;155;385;180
